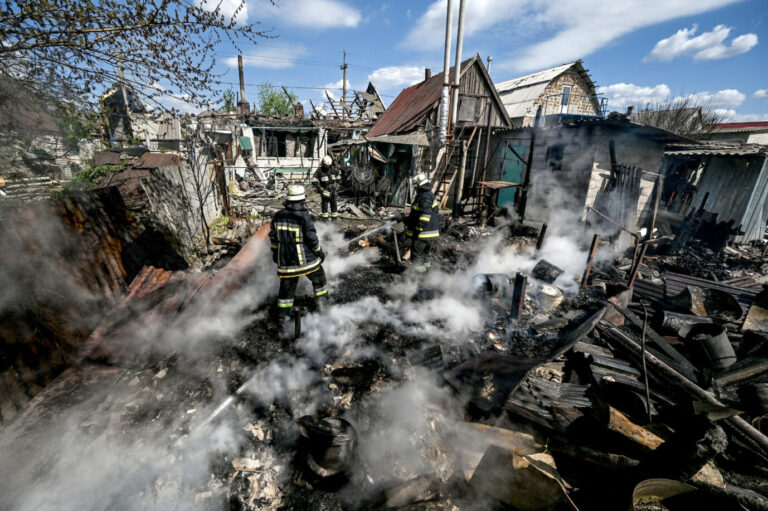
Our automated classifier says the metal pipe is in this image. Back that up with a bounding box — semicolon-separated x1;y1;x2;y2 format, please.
439;0;454;143
450;0;466;125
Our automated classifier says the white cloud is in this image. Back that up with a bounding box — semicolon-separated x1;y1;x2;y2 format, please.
598;83;672;109
713;109;768;122
196;0;248;22
682;89;745;108
225;45;308;69
754;89;768;100
253;0;361;29
599;83;746;109
322;79;351;100
404;0;743;72
645;24;758;62
367;66;425;91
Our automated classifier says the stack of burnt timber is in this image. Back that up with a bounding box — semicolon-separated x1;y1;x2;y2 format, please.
476;274;768;509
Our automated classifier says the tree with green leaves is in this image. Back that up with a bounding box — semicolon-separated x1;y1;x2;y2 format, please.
221;90;237;113
257;83;297;117
0;0;271;121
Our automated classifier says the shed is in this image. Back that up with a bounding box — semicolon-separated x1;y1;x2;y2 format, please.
661;144;768;242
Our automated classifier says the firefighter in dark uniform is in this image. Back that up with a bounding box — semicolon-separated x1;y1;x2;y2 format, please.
405;172;440;272
269;185;329;333
313;155;341;221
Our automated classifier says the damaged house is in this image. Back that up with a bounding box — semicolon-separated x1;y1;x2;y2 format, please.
366;54;510;205
495;60;606;128
486;114;694;242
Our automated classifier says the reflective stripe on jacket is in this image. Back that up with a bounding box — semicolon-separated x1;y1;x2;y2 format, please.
405;189;440;239
312;164;341;196
269;203;323;278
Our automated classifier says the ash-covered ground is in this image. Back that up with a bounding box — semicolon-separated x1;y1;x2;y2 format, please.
0;213;603;511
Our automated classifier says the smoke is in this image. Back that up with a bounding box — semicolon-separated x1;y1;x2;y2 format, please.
0;153;636;510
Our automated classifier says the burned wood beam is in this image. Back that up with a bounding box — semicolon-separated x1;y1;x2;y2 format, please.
715;360;768;388
510;272;527;320
585;206;639;239
581;233;600;289
627;242;648;288
548;437;640;471
607;302;699;382
535;223;547;251
598;322;768;458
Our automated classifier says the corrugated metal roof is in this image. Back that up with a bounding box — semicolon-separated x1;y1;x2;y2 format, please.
713;121;768;132
495;62;575;93
500;82;550;119
93;151;122;166
665;144;767;156
366;132;429;146
135;152;182;168
368;54;509;137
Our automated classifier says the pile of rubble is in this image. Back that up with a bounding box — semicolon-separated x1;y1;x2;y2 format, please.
2;197;768;511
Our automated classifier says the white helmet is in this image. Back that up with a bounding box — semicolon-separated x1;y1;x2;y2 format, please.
286;184;306;201
412;172;430;188
322;155;332;166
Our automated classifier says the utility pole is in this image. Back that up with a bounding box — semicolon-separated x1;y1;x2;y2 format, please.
341;50;348;120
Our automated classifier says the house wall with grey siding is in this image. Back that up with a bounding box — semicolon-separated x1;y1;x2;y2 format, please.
685;155;768;242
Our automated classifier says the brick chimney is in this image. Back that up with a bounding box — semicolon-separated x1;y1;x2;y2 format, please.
425;68;432;81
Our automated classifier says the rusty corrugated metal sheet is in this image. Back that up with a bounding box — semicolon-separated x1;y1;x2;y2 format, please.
664;271;759;314
135;152;182;168
368;57;477;138
713;121;768;132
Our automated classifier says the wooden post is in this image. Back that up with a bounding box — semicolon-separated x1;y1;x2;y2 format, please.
581;233;600;289
536;223;548;251
516;107;540;220
646;173;663;241
511;272;527;320
627;242;648;288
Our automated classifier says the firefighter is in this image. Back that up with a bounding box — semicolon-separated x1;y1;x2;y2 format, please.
313;154;341;221
404;172;440;272
269;185;328;334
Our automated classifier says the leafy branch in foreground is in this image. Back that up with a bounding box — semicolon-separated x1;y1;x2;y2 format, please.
0;0;273;119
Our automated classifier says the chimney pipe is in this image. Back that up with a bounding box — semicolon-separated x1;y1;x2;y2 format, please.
238;55;246;101
451;0;467;126
237;55;250;115
425;68;432;81
439;0;454;144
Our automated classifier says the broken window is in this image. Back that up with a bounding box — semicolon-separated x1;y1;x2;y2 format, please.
265;131;287;157
546;143;565;170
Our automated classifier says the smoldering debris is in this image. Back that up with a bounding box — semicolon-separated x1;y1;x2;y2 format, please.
2;180;768;511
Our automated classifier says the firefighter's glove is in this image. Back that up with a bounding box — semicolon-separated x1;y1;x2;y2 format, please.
317;248;326;262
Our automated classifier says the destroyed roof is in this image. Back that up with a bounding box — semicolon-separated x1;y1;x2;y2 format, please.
561;114;699;144
134;152;182;168
495;61;595;119
664;143;768;156
368;54;508;137
93;151;123;166
710;121;768;133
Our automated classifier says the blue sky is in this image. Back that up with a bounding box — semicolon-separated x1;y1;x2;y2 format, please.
197;0;768;121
